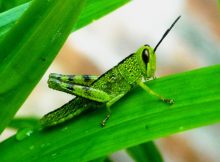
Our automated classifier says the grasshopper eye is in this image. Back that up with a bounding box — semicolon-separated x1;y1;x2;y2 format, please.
142;49;149;64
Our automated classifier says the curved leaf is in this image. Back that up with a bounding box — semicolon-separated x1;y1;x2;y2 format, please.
127;141;163;162
0;65;220;161
0;0;130;134
0;0;85;133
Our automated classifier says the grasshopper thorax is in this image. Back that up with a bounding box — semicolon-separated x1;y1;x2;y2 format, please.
135;44;156;80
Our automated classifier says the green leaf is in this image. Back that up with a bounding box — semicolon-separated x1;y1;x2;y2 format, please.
0;0;29;12
89;157;112;162
218;0;220;13
0;0;130;41
127;141;163;162
8;117;40;141
0;0;130;134
0;2;29;40
9;117;40;130
72;0;130;31
0;65;220;161
0;0;85;133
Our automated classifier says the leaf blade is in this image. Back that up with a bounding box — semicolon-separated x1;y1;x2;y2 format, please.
0;0;29;12
0;0;130;134
0;0;130;42
0;0;85;133
0;65;220;161
127;141;163;162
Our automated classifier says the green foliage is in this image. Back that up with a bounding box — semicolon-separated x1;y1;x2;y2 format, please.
0;0;130;134
9;117;40;130
0;3;30;39
0;0;219;161
89;157;112;162
0;0;130;41
0;65;220;161
127;141;163;162
0;0;85;133
218;0;220;13
0;0;29;12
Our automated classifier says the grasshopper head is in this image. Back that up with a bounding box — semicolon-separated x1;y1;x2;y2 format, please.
137;16;181;80
136;45;156;79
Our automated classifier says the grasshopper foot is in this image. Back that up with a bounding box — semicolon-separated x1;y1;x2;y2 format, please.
101;114;111;127
163;98;174;104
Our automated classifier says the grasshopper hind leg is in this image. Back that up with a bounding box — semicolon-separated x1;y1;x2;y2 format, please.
48;78;110;103
49;73;98;86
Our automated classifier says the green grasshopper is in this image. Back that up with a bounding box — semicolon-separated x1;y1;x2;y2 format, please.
41;16;180;127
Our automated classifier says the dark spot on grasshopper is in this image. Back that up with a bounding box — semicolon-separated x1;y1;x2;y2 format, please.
68;75;75;81
67;86;74;91
83;86;91;96
83;86;90;91
83;75;91;82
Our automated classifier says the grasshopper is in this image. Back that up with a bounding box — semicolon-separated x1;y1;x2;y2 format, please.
41;16;180;127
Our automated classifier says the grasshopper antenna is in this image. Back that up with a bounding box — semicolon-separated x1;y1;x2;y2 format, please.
154;16;181;52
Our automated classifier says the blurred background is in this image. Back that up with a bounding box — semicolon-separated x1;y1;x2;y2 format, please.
1;0;220;161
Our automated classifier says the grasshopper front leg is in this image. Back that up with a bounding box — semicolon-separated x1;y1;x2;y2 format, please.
138;81;174;104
